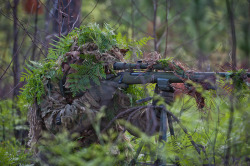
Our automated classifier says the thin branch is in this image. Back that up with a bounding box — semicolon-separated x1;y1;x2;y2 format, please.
227;0;237;71
171;22;220;54
76;0;100;28
153;0;158;51
163;0;170;57
14;17;46;57
63;0;72;10
131;0;134;38
0;34;26;82
1;5;47;57
112;8;125;30
38;0;58;23
31;0;40;61
110;8;150;35
156;6;188;49
58;0;62;37
131;0;151;21
70;11;80;31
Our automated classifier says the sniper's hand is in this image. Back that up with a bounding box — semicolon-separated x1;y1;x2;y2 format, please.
88;81;128;106
153;85;175;105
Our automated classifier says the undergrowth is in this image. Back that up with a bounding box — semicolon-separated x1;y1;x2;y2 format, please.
0;140;31;166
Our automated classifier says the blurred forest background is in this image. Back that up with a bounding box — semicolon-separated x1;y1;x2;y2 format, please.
0;0;249;165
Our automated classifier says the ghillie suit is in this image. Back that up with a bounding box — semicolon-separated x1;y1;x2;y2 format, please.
23;24;168;151
23;24;207;154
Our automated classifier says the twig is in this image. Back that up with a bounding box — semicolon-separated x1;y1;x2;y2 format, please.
113;8;125;31
31;0;39;61
131;0;151;21
5;7;47;57
153;0;158;51
0;33;26;82
131;0;134;39
58;0;62;37
163;0;170;57
76;0;100;28
70;12;80;31
172;22;220;53
64;0;72;10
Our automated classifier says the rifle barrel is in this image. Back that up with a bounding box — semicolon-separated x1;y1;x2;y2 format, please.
113;62;250;77
110;71;250;84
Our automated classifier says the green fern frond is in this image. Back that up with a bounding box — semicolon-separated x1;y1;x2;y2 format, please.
116;33;153;59
67;57;105;96
134;36;154;47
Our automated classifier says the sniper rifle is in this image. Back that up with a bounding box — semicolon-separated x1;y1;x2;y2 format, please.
109;61;250;92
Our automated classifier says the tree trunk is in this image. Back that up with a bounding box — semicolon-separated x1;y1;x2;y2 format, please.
53;0;82;36
12;0;21;141
153;0;158;51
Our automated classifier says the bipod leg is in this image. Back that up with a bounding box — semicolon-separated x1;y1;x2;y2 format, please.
153;79;175;166
167;114;181;166
158;106;168;166
152;84;167;165
129;141;144;166
154;107;168;166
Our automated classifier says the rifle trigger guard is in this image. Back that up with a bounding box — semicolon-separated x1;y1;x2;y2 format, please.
118;72;124;84
157;78;171;91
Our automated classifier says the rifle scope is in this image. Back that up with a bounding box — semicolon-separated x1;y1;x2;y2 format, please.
113;62;173;71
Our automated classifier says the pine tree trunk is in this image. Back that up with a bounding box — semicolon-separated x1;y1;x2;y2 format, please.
12;0;21;141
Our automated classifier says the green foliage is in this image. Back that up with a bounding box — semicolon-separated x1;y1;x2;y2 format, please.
49;23;117;59
0;100;28;142
67;55;106;96
77;23;117;53
116;32;153;60
0;100;12;137
157;57;173;68
162;88;250;165
19;59;60;105
227;69;249;90
125;84;155;106
134;36;154;47
0;140;31;166
157;57;186;75
48;35;75;60
37;130;129;166
0;0;249;165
